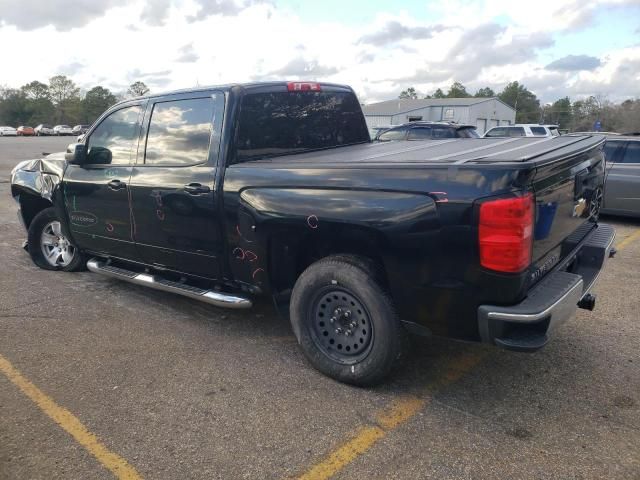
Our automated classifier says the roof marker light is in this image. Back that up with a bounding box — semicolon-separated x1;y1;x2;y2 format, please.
287;82;322;92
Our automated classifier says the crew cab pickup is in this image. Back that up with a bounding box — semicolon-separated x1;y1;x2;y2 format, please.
10;82;615;385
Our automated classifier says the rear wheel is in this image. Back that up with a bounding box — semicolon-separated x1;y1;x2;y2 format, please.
27;207;86;271
290;255;407;386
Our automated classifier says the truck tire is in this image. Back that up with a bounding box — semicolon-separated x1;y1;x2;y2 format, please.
290;255;407;386
27;207;86;272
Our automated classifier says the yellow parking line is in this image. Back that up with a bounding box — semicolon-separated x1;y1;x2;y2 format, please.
296;351;484;480
0;354;142;480
616;229;640;251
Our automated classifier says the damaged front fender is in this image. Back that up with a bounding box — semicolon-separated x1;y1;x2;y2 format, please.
10;153;67;231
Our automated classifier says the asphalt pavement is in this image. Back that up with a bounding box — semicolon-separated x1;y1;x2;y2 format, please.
0;137;638;479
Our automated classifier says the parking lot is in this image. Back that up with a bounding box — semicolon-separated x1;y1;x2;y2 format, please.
0;136;638;479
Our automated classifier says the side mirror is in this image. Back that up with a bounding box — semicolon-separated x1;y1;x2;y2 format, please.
65;143;87;165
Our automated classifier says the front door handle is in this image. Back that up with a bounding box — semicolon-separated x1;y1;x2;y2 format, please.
107;179;126;191
184;183;211;195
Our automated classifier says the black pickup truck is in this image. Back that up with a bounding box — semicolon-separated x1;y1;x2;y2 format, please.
10;82;615;385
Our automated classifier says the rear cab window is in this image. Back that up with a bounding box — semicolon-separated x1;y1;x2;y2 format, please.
235;87;369;162
530;126;547;136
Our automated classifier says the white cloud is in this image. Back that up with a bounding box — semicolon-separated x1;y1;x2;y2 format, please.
0;0;638;105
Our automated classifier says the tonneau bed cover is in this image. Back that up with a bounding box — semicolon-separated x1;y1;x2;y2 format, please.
256;135;605;167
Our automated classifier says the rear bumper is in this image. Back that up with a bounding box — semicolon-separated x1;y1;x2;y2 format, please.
478;223;615;352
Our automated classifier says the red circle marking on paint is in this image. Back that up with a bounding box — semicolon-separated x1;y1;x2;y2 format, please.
252;268;264;279
244;250;258;262
156;209;165;221
233;247;245;260
307;215;319;229
106;223;114;233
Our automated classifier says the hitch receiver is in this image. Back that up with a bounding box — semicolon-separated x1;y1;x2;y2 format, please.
578;293;596;311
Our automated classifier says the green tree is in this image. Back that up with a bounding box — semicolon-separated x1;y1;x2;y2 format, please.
48;75;80;105
474;87;495;98
432;88;446;98
83;86;117;123
546;97;572;129
127;81;150;97
0;88;28;125
21;81;50;100
446;81;471;98
48;75;81;123
19;81;54;125
498;81;541;123
399;87;418;99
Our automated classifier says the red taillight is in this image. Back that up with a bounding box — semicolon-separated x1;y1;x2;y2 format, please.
287;82;321;92
479;193;534;273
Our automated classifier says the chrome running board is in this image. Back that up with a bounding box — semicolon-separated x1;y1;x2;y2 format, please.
87;258;252;309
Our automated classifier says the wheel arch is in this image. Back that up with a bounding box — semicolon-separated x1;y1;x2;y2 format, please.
17;191;54;229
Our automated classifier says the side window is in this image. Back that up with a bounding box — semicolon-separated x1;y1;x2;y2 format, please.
144;97;216;166
407;127;431;140
432;127;455;139
509;127;526;137
530;126;547;136
485;127;506;137
621;142;640;164
459;128;480;138
378;128;407;141
86;105;141;165
603;141;622;162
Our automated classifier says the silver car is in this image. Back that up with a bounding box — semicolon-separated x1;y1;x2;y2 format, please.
602;136;640;217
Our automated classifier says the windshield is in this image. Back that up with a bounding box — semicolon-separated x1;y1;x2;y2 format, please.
235;90;369;162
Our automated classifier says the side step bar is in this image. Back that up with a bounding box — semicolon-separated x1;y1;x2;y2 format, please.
86;258;252;309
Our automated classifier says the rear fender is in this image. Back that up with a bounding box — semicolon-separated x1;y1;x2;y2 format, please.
228;187;439;296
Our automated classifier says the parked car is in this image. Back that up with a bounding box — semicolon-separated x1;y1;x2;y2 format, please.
0;126;18;136
601;136;640;217
368;125;397;139
17;126;35;136
10;82;614;386
72;125;90;136
34;124;55;136
484;124;560;138
53;125;73;136
375;121;479;141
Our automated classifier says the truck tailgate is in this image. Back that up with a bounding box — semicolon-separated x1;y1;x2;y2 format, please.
529;138;605;280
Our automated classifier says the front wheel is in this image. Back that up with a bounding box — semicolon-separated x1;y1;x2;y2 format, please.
27;207;86;271
290;255;407;386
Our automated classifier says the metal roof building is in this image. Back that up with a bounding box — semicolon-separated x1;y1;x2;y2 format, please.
362;97;516;135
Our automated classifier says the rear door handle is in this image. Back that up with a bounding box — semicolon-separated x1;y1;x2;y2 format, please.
107;179;126;191
184;183;211;195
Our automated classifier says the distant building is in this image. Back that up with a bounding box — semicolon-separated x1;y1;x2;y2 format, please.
362;97;516;135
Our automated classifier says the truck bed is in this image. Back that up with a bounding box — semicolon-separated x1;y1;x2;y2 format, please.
252;135;605;167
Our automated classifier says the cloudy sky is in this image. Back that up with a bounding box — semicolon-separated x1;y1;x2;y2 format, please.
0;0;639;104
